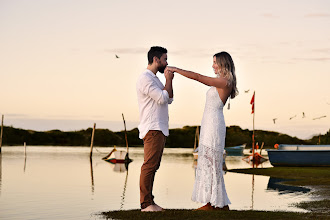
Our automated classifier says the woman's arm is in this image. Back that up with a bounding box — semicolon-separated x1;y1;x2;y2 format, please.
166;66;228;88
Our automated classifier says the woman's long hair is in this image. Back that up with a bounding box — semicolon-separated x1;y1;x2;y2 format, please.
214;51;239;99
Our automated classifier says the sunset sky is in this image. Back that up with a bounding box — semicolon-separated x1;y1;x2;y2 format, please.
1;0;329;139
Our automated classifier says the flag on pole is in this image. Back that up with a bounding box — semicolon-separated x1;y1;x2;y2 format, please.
250;92;255;114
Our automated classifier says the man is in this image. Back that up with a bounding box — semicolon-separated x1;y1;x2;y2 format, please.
136;46;174;212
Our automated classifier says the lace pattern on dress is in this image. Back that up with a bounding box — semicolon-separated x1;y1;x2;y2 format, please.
191;87;231;208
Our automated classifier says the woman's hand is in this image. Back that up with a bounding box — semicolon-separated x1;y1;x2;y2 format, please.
165;66;176;73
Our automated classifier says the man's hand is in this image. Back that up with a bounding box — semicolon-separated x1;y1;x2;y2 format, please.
164;68;174;80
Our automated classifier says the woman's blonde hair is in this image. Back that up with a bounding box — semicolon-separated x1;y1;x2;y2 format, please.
214;51;238;99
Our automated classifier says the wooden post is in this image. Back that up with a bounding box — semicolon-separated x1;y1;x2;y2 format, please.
90;123;96;158
24;142;26;156
252;92;255;165
0;115;4;154
122;114;129;153
193;126;200;151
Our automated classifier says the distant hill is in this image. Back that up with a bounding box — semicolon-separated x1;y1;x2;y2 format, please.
1;125;329;148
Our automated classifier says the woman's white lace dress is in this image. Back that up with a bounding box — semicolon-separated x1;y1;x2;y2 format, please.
191;86;231;208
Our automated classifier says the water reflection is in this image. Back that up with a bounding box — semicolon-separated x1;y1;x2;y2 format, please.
0;154;2;195
23;146;27;173
90;157;94;193
267;177;310;194
0;147;312;220
251;174;255;210
120;171;129;210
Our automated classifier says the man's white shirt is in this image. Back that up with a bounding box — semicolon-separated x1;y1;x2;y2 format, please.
136;69;173;139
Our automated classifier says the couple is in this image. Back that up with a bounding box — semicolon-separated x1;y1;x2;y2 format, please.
136;46;238;212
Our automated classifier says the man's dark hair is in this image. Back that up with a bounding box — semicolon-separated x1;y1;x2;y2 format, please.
147;46;167;64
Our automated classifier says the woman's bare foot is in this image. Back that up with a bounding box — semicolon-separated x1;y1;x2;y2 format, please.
195;203;215;211
214;205;230;211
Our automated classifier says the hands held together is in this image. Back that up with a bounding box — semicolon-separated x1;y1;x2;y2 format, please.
164;66;176;81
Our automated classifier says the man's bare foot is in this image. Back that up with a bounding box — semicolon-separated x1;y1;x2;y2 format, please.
153;203;164;211
141;205;160;212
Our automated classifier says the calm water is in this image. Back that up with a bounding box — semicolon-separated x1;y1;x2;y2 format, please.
0;146;312;219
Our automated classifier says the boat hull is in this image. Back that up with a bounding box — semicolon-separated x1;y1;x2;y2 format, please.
225;144;246;155
267;150;330;167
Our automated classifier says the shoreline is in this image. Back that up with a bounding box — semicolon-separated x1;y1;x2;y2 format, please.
101;167;330;219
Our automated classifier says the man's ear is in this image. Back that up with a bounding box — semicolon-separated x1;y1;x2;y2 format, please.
153;56;159;64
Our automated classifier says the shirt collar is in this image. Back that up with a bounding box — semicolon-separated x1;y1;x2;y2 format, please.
145;69;157;78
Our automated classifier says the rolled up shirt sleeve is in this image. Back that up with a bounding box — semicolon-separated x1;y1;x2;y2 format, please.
140;76;171;105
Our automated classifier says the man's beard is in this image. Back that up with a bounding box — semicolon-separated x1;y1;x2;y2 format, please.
158;65;166;73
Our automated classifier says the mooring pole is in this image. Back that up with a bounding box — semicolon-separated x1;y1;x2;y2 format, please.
90;123;96;158
252;92;255;166
0;115;4;154
122;114;129;154
24;142;27;156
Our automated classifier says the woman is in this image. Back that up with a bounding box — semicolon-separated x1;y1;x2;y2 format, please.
166;51;238;211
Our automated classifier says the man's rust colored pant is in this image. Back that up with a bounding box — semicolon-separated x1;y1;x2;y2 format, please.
140;130;166;209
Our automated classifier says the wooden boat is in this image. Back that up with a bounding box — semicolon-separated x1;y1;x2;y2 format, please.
225;144;246;155
103;114;133;164
267;144;330;167
104;149;132;164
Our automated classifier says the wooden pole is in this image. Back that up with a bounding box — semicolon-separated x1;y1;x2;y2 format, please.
194;127;197;151
252;92;255;166
90;156;94;193
24;142;26;156
90;123;96;158
24;142;27;172
197;126;200;144
122;113;129;153
0;115;4;154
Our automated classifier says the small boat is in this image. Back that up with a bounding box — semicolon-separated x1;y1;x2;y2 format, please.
225;144;246;155
267;144;330;167
104;149;132;164
103;114;133;164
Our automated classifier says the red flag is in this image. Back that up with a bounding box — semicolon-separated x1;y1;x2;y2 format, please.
250;92;255;114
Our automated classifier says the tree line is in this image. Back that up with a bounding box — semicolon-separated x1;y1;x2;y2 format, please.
1;125;329;148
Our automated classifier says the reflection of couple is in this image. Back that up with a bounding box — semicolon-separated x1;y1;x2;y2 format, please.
136;46;238;212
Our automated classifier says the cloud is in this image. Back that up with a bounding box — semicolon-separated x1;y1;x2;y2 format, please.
312;48;330;54
304;13;330;18
103;47;216;57
3;114;29;118
292;57;330;62
104;48;147;54
261;13;278;18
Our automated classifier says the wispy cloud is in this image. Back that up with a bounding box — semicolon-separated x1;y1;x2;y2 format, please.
4;114;29;118
312;48;330;54
304;13;330;18
104;48;147;54
261;13;278;18
104;47;217;57
292;57;330;62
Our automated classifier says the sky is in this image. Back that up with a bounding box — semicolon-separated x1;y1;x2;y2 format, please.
1;0;329;139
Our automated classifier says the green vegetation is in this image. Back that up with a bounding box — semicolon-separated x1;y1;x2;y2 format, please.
2;125;329;148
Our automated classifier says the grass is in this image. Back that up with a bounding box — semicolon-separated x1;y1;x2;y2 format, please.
101;209;329;220
100;167;330;220
228;167;330;186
